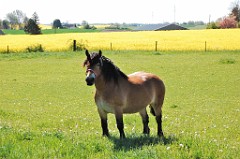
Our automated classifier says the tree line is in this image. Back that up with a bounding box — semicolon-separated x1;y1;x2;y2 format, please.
207;1;240;29
0;9;95;35
0;10;41;34
52;19;95;29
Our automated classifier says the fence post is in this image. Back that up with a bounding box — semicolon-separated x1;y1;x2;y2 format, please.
155;41;158;51
7;45;9;53
205;41;207;52
73;40;77;51
110;43;113;51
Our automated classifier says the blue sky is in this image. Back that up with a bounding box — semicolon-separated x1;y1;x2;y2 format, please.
0;0;233;24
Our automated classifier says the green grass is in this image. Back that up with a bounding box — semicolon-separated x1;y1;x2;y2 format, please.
2;28;101;35
2;29;26;35
0;51;239;158
41;28;100;34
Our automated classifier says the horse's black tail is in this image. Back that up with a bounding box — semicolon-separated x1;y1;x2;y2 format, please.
150;105;156;116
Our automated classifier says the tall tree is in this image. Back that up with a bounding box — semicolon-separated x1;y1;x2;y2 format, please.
32;12;40;24
23;17;29;27
6;12;18;29
230;1;240;22
6;10;27;29
24;19;41;34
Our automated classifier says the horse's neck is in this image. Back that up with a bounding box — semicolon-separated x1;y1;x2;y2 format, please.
95;75;124;92
95;75;108;91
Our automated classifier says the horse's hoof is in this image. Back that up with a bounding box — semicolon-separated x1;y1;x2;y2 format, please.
103;133;110;138
143;127;150;135
120;134;126;139
158;132;164;137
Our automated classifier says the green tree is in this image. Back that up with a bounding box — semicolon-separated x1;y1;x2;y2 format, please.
230;1;240;27
0;19;2;29
24;19;41;34
82;20;91;29
6;12;18;29
2;20;10;29
32;12;40;24
206;22;220;29
23;17;29;27
6;10;27;29
52;19;63;29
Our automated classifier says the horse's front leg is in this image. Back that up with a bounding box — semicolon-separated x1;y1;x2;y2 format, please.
97;108;109;137
115;107;125;139
139;109;150;135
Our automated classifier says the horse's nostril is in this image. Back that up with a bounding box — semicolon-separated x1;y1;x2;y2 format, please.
86;77;94;86
86;82;93;86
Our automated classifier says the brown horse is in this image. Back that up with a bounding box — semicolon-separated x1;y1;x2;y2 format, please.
83;50;165;139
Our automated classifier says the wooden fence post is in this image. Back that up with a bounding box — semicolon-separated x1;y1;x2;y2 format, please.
205;41;207;52
73;40;77;51
110;43;113;51
7;45;9;53
155;41;158;51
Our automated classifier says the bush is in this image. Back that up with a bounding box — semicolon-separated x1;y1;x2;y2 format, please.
26;44;44;52
206;22;220;29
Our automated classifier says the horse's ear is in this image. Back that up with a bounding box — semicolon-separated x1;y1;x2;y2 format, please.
99;50;102;57
85;50;91;61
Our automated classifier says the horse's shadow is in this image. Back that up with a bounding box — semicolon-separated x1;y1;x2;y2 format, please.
108;135;177;151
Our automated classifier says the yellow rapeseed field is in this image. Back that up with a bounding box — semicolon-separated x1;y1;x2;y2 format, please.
0;29;240;53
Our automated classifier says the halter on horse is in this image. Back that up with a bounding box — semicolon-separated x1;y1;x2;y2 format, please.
83;50;165;139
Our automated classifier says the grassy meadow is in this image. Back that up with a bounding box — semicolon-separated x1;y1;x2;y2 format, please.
0;51;239;158
1;29;240;53
2;28;100;35
2;24;109;35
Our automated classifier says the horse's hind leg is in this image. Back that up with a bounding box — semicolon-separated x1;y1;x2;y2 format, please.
139;109;150;135
156;113;164;137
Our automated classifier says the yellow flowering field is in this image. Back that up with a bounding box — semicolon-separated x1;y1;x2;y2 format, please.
38;24;52;30
0;29;240;53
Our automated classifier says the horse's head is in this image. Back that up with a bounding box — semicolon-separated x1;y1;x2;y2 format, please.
83;50;128;86
83;50;103;86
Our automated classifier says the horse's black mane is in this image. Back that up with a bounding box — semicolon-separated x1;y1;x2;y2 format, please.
84;52;128;83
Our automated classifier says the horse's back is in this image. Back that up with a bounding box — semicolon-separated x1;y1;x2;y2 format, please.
128;72;164;89
123;72;165;113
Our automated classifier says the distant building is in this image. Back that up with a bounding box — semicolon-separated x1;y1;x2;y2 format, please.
62;24;77;29
135;23;188;31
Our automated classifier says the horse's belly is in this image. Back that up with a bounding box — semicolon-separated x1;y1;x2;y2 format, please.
124;90;153;111
96;99;114;113
123;100;151;114
122;106;144;114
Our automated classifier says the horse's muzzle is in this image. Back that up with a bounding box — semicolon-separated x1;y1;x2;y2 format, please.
85;76;95;86
85;69;96;86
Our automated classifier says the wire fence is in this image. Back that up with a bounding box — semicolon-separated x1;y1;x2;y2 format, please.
1;39;239;53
